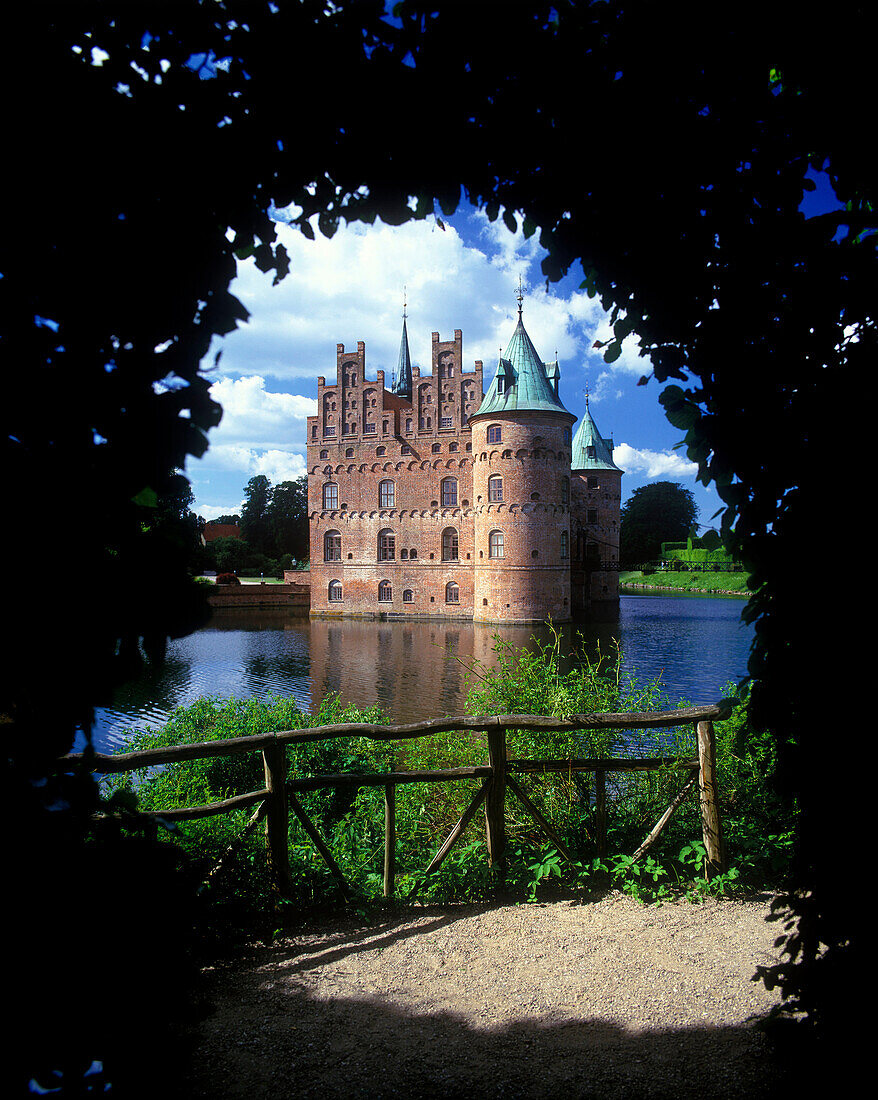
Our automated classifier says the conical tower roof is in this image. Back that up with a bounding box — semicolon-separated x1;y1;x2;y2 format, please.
571;400;622;472
474;307;572;419
391;310;413;399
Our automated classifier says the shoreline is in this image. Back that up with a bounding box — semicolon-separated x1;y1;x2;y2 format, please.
621;581;749;598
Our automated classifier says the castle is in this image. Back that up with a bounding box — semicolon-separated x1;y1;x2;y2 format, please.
307;296;622;624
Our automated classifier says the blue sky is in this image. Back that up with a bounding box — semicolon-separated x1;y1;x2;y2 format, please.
186;201;726;527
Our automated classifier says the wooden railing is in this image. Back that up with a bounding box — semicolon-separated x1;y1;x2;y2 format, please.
63;703;730;899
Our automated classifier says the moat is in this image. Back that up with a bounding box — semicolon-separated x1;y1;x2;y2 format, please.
89;593;753;753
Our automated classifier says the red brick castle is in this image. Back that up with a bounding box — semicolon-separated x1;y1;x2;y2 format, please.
307;295;622;623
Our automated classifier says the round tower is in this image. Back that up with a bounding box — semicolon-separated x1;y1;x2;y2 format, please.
469;300;576;624
569;397;623;620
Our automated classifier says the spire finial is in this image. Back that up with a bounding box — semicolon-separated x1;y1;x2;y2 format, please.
516;275;524;317
403;285;407;321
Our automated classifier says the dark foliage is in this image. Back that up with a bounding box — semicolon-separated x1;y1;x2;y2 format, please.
3;0;874;1088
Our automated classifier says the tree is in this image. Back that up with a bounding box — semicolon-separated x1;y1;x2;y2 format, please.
267;477;309;561
239;475;273;556
4;1;874;1086
620;482;698;568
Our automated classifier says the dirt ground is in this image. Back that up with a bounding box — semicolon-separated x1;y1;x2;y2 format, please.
180;890;804;1099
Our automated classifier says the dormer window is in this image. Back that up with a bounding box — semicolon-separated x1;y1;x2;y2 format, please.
496;377;506;394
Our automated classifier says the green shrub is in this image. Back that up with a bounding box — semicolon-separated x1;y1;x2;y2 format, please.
104;634;792;917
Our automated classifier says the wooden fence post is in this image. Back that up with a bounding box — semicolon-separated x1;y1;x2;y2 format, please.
696;720;726;877
262;740;295;898
594;768;607;858
384;783;396;898
484;722;507;875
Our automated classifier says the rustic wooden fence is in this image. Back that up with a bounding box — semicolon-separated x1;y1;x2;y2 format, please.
64;703;730;899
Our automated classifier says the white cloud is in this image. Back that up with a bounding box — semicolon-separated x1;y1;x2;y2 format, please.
203;443;307;484
614;443;698;479
210;375;316;447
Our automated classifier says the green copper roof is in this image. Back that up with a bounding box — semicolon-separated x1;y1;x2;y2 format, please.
474;313;573;418
392;315;413;399
571;402;622;472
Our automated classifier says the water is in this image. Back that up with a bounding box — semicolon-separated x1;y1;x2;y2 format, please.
89;593;753;753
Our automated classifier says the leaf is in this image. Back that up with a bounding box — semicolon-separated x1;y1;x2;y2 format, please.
132;486;158;508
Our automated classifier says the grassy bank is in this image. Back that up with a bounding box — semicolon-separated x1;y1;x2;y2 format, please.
620;570;751;595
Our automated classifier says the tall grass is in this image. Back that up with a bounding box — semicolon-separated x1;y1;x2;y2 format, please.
104;631;793;917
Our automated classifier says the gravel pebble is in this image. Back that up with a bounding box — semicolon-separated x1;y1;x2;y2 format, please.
183;891;792;1099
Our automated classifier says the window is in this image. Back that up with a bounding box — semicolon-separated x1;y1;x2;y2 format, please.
442;527;459;561
379;479;395;508
324;530;342;561
405;419;412;433
440;417;453;429
587;509;598;525
489;530;504;558
324;426;336;436
432;443;441;453
378;529;395;561
587;445;596;459
560;530;569;559
488;475;503;503
378;580;392;602
364;422;376;433
446;582;459;604
487;424;502;443
328;580;343;602
403;589;414;603
320;449;328;459
441;478;458;507
496;377;506;394
376;446;386;456
587;476;598;489
401;445;412;455
345;447;354;457
561;476;570;504
562;428;571;444
323;482;338;509
449;442;458;453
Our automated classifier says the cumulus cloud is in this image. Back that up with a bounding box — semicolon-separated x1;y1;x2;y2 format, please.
210;375;316;447
614;443;698;479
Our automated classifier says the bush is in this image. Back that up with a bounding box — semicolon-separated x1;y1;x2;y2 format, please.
215;572;240;585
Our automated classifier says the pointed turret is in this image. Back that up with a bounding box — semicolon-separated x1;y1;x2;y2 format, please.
475;308;572;418
392;303;413;400
571;399;622;472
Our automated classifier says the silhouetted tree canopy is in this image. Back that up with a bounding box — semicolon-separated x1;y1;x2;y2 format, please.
3;0;873;1089
620;482;698;568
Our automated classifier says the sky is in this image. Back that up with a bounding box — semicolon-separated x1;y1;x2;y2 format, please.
186;201;725;527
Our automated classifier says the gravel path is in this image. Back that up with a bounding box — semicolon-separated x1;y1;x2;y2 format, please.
183;891;791;1099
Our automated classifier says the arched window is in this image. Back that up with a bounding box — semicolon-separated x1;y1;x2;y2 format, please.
328;580;343;602
379;479;395;508
446;582;460;604
378;529;395;561
324;530;342;561
323;482;338;509
320;449;328;459
442;527;459;562
487;424;502;443
441;477;458;507
378;580;392;602
560;530;569;559
488;475;503;503
403;589;414;603
489;530;504;559
561;476;570;504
